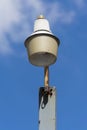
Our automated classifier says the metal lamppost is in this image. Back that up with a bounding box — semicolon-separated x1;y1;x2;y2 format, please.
24;15;60;130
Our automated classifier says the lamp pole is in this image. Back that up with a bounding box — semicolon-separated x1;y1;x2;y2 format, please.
24;15;60;130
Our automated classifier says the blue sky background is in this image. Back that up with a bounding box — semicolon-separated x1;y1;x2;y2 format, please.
0;0;87;130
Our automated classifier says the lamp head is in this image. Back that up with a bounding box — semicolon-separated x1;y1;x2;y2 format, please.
24;15;60;66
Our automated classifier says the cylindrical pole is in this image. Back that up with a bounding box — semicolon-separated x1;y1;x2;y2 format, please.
44;66;49;87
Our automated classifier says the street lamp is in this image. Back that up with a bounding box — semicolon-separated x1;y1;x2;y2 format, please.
24;15;60;87
24;15;60;130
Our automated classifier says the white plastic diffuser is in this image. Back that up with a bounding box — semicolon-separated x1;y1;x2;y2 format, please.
24;15;60;66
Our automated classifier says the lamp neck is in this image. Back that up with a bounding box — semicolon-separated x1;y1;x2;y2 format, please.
44;66;49;87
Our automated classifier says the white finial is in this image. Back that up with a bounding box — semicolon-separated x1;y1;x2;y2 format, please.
37;15;45;19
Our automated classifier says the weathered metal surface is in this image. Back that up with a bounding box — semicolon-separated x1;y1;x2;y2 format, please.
39;87;56;130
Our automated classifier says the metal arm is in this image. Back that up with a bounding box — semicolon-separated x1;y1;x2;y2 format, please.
44;66;49;87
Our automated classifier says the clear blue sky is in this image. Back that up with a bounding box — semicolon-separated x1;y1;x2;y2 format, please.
0;0;87;130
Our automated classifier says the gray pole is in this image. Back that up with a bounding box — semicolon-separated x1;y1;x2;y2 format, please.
39;87;56;130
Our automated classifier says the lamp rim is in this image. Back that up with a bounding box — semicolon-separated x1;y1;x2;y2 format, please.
24;33;60;47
